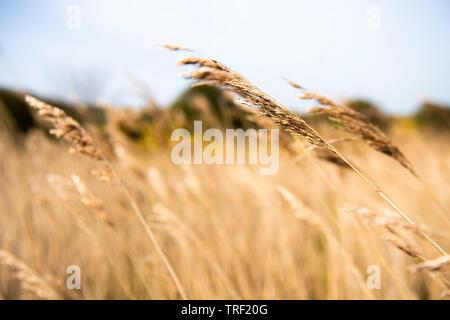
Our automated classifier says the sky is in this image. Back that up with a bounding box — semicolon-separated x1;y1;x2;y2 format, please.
0;0;449;114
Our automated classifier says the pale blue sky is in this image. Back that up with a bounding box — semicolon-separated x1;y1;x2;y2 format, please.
0;0;449;114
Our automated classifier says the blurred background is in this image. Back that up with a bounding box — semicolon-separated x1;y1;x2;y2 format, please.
1;0;450;112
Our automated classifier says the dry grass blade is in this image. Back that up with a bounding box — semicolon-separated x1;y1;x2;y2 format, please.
343;204;450;288
0;250;61;299
287;81;417;176
412;256;450;272
310;148;349;168
313;104;416;176
24;95;187;299
151;42;193;51
383;234;425;261
71;174;115;227
341;204;445;237
176;56;327;148
47;174;96;237
26;95;115;184
276;185;376;299
294;138;361;168
25;95;105;161
276;185;326;229
287;81;416;176
284;78;304;90
340;204;427;261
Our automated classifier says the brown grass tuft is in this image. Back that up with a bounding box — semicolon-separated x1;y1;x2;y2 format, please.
287;81;417;176
176;56;327;147
412;256;450;272
0;250;61;299
24;95;187;299
151;43;193;51
25;95;105;161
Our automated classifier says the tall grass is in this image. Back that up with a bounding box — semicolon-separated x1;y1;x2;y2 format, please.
0;52;448;299
171;49;448;257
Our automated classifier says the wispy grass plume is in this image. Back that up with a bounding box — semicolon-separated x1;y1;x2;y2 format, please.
165;47;447;257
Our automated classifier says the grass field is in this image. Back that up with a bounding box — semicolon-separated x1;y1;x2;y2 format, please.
0;50;449;300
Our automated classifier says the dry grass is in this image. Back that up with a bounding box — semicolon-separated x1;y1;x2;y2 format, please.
23;95;187;299
412;256;450;272
0;250;61;299
287;81;416;176
0;121;449;299
0;53;448;299
172;50;447;256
